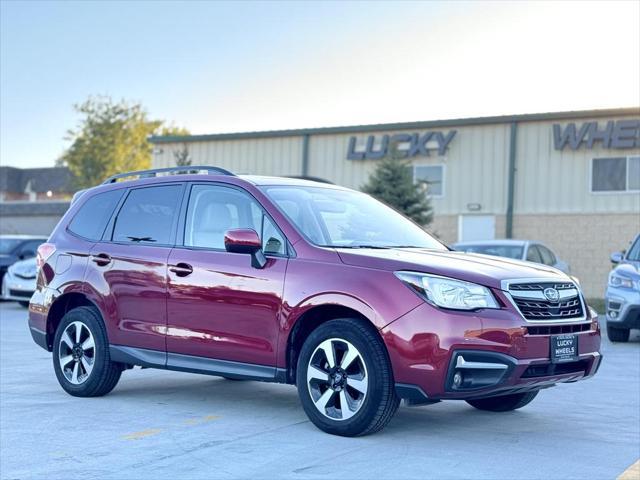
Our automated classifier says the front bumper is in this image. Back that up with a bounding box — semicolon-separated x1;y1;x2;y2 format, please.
1;272;36;302
605;287;640;330
382;302;601;400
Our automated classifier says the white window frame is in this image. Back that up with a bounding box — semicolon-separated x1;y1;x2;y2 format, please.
413;163;446;198
590;155;640;195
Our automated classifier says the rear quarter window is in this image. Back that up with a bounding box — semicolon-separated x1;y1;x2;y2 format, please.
68;189;124;240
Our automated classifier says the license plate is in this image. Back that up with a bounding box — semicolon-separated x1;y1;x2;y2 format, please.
551;334;578;363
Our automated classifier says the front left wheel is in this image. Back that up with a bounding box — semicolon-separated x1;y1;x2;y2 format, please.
296;318;399;436
52;306;122;397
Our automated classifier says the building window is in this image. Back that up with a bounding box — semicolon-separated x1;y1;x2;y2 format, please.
414;165;444;197
591;156;640;193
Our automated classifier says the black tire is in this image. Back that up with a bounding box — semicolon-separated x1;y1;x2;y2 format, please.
296;318;400;437
52;306;122;397
18;301;30;308
466;390;539;412
607;324;630;343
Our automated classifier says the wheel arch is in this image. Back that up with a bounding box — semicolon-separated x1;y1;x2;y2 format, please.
284;301;386;384
45;292;102;351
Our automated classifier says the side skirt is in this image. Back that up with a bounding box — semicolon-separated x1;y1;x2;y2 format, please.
109;345;288;383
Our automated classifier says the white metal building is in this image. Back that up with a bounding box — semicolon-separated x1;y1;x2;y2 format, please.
150;107;640;297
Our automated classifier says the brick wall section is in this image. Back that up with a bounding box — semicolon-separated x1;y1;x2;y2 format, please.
512;214;639;298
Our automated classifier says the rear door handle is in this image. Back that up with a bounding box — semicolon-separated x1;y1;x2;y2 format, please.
169;262;193;277
90;253;112;266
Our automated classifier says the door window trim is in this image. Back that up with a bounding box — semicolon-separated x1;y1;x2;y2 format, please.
104;182;186;248
174;182;292;258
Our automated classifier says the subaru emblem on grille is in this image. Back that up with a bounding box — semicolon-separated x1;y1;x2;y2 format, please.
543;287;560;302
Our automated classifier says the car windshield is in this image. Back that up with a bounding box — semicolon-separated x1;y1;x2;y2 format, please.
455;244;524;260
0;238;22;255
626;235;640;262
261;186;446;250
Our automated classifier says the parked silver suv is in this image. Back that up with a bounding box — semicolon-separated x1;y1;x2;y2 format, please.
606;234;640;342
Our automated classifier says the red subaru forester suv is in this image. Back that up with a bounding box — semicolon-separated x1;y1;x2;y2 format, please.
29;167;601;436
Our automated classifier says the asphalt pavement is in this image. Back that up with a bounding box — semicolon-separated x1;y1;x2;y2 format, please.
1;301;638;480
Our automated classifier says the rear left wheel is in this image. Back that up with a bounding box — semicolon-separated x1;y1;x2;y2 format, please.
52;306;122;397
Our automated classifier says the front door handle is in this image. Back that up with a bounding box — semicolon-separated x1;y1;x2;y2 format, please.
169;262;193;277
90;253;112;266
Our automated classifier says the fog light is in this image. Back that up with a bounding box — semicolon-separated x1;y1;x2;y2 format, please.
453;371;463;388
608;311;618;319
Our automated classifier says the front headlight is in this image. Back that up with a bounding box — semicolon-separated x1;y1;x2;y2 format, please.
608;273;634;289
395;271;500;310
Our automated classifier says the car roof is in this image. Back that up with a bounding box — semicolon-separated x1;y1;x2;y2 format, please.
238;175;347;189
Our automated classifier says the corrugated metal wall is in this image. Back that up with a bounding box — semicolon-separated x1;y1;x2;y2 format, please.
153;137;304;176
515;116;640;214
151;114;640;216
307;124;510;215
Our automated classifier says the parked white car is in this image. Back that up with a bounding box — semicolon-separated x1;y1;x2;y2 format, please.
452;239;570;274
1;257;37;308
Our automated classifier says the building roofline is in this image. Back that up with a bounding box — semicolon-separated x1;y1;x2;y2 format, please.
149;107;640;144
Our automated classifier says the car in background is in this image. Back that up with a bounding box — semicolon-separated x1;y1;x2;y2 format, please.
1;257;37;308
452;239;570;274
0;235;47;295
605;233;640;342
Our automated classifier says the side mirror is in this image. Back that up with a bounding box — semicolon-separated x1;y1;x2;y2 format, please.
224;228;267;269
610;251;624;265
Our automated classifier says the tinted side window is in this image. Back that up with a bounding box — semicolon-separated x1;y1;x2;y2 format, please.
68;189;124;240
526;245;542;263
538;245;556;266
185;185;286;254
112;186;181;244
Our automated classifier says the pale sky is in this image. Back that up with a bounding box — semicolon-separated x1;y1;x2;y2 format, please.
1;0;639;169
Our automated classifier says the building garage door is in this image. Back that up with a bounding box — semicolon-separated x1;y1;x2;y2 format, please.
458;215;496;242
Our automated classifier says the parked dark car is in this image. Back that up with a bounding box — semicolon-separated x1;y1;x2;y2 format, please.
0;235;47;296
606;234;640;342
29;167;601;436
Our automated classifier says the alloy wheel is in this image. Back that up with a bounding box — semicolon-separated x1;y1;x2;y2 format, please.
307;338;368;421
58;321;95;385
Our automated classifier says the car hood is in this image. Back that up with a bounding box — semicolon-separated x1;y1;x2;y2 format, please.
336;248;571;290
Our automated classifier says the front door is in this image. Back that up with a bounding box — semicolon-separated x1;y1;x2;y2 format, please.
166;184;288;369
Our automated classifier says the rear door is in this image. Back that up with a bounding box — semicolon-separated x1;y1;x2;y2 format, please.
84;183;184;352
166;183;288;369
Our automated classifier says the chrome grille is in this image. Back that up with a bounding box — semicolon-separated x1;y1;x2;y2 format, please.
508;281;584;321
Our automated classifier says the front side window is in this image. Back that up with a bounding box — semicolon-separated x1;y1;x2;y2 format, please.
262;185;446;250
68;189;124;240
537;245;556;266
112;185;182;244
626;235;640;262
526;245;542;263
184;185;286;255
592;156;640;192
414;165;444;197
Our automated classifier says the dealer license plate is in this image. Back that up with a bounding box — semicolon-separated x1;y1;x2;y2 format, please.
551;334;578;363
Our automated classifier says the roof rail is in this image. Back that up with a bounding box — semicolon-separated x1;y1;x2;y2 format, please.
102;166;235;184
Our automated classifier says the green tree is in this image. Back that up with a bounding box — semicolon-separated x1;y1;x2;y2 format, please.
361;149;434;227
59;96;188;188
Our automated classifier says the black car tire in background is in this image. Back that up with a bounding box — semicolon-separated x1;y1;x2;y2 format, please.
606;324;630;343
466;390;539;412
